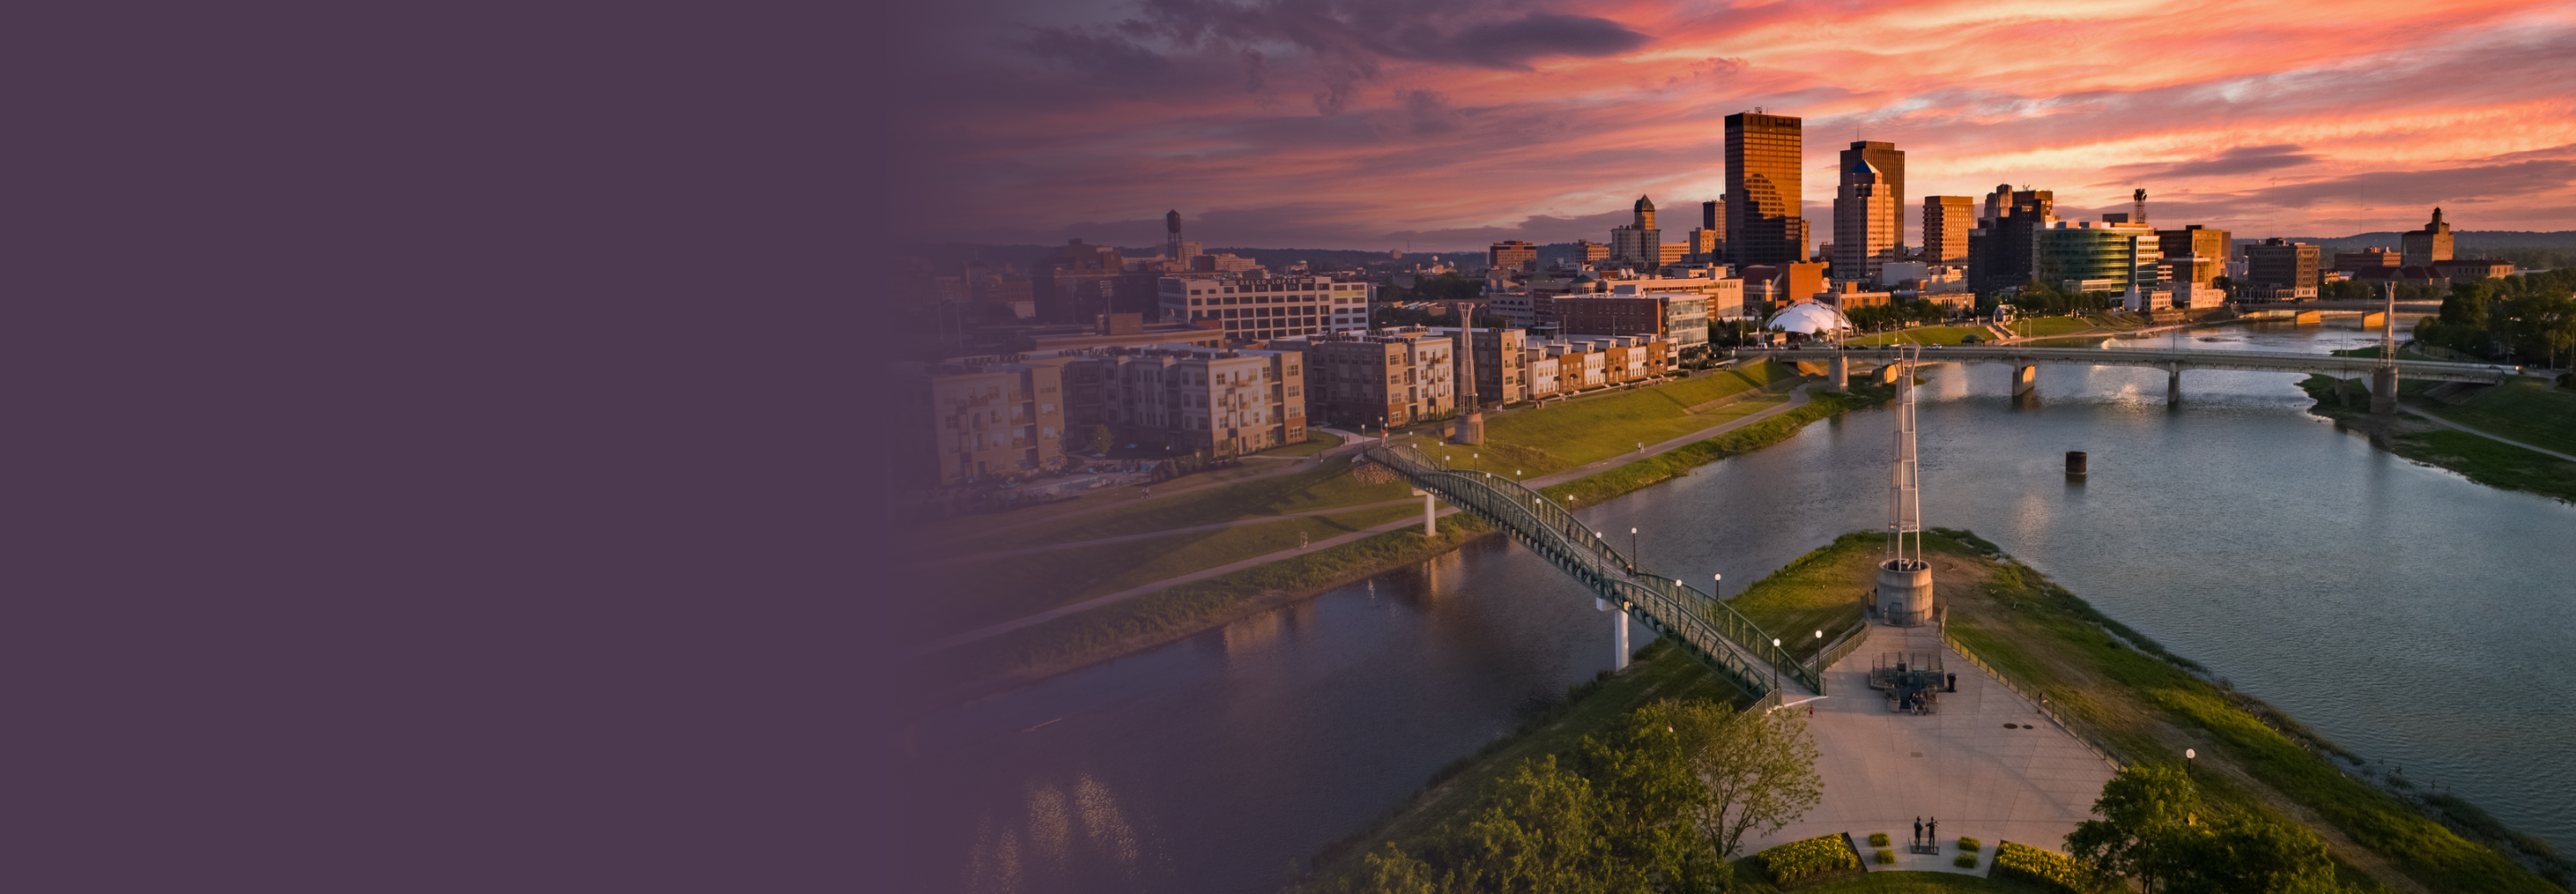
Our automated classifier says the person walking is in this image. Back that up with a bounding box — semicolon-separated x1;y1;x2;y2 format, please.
1914;817;1922;848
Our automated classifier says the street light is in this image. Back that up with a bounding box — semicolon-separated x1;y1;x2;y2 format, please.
1629;527;1639;575
2185;748;2196;777
1713;572;1722;601
1772;637;1782;696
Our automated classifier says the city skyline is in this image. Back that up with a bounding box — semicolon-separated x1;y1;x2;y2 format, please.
888;0;2576;251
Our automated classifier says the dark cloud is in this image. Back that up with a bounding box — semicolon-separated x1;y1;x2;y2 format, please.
2107;144;2321;181
1018;25;1175;80
1126;1;1649;72
1446;13;1652;68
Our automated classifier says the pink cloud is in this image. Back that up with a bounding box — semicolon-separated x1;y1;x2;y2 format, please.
890;0;2576;249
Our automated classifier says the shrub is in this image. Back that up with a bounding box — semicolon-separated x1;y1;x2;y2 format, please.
1993;841;2092;894
1867;832;1889;848
1758;835;1860;884
1957;836;1980;852
1874;849;1895;864
1955;853;1979;869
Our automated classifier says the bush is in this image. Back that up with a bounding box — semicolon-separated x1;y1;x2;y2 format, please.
1957;836;1980;852
1758;834;1861;884
1867;831;1889;848
1993;841;2092;894
1955;852;1979;869
1874;849;1895;864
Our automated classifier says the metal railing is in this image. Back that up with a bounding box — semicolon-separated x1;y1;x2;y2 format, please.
1809;621;1870;680
1764;345;2516;383
1361;443;1818;698
1939;611;2125;772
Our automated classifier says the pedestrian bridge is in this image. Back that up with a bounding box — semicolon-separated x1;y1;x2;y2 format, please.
1360;443;1843;701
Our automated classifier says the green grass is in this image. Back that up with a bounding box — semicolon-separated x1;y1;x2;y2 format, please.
2297;375;2576;503
1299;635;1752;882
1852;325;1993;346
2420;375;2576;458
922;457;1414;558
2003;316;2101;338
1934;531;2561;893
1718;531;1880;664
1259;430;1346;457
1473;361;1789;476
1538;385;1894;512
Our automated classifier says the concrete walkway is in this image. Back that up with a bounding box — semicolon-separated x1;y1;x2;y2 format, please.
913;498;1423;568
2399;404;2576;463
1737;620;2116;876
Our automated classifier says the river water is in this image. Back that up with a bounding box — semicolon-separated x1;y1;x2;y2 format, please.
905;323;2575;894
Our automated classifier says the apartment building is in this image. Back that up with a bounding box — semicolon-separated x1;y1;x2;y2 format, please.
1534;334;1671;394
2242;238;2321;300
1427;326;1531;406
1273;329;1457;429
1162;274;1373;342
897;359;1073;485
1096;344;1306;457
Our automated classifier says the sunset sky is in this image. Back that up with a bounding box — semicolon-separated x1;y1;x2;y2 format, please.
891;0;2576;252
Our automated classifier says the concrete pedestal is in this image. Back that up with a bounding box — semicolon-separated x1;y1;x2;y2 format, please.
2167;367;2182;406
2371;366;2398;415
1878;559;1935;627
1452;411;1484;444
2012;365;2037;397
1829;353;1848;392
1414;488;1436;536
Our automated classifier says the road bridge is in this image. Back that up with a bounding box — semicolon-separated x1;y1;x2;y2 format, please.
1360;443;1829;700
1771;345;2521;406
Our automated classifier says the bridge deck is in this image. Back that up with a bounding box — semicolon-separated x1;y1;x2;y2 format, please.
1770;346;2517;384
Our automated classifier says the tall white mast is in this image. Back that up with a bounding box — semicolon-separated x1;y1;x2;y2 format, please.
1888;344;1921;567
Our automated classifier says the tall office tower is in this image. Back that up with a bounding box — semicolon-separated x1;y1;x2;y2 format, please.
1166;209;1185;262
1842;141;1904;224
1923;197;1974;265
1690;198;1726;262
1610;195;1663;269
2401;207;2455;268
2132;189;2147;226
1725;112;1804;266
1966;187;2056;292
1832;155;1897;283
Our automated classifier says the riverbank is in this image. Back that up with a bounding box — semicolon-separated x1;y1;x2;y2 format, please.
905;377;1896;715
2295;374;2576;503
1292;527;2566;893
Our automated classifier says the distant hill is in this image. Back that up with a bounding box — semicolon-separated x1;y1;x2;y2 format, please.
2242;231;2576;252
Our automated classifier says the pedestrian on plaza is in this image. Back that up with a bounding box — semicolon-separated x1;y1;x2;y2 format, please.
1914;817;1922;847
1929;817;1938;846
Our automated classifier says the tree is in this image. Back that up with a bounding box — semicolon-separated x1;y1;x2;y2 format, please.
1086;424;1114;456
2067;763;2198;892
2162;816;2337;894
1656;699;1824;859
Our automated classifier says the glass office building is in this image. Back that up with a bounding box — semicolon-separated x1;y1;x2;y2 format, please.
2036;224;2158;292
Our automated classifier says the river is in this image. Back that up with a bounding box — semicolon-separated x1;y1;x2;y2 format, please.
904;323;2575;894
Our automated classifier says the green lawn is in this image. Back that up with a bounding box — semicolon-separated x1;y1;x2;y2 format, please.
2003;316;2102;338
2420;375;2576;458
1778;871;2008;893
1474;360;1791;477
1722;531;1880;664
2298;375;2576;503
1259;430;1346;457
922;456;1414;559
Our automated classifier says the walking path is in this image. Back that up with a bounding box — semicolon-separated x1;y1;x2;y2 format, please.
1736;620;2116;876
912;382;1827;657
2399;404;2576;463
914;498;1424;567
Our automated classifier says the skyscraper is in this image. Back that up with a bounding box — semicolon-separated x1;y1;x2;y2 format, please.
1832;143;1899;283
2401;207;2455;268
1610;195;1663;269
1966;186;2056;293
1842;140;1904;225
1725;112;1805;266
1689;198;1726;262
1923;197;1974;266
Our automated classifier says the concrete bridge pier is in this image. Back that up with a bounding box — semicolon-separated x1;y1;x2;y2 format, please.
2371;367;2399;415
1413;487;1436;536
2012;365;2037;397
1829;352;1848;392
1596;598;1630;670
2167;366;2182;406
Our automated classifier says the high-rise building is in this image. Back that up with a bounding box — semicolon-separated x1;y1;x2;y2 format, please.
1842;140;1904;224
1725;112;1805;266
1572;240;1610;266
2242;238;2321;300
2035;222;2159;293
1966;186;2057;292
1923;197;1974;266
1610;196;1663;269
1832;145;1899;284
1273;329;1457;428
1488;240;1537;272
2155;225;2231;287
1167;274;1371;342
2401;207;2455;268
1689;198;1726;262
2334;247;2402;274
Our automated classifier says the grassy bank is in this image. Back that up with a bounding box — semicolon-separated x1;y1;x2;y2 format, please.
1299;527;2565;893
1933;531;2566;892
1539;383;1896;510
2416;375;2576;458
2297;375;2576;503
1469;361;1793;477
1851;325;1994;346
922;455;1413;559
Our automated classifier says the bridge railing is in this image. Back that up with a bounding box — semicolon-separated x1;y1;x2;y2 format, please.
1768;345;2519;378
1361;443;1818;696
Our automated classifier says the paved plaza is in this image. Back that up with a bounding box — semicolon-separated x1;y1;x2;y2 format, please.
1738;621;2117;875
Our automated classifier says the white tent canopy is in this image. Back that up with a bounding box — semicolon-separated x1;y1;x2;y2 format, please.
1765;302;1854;334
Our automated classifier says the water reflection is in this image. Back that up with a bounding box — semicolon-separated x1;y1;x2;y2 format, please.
913;323;2576;893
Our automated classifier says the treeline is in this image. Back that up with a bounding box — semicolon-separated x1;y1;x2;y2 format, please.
1316;698;1822;894
2411;269;2576;367
2067;764;2367;894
